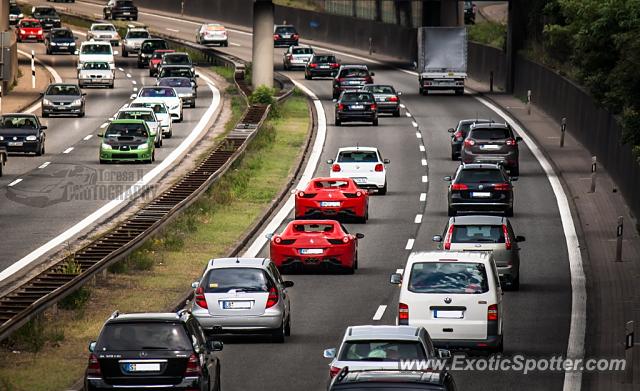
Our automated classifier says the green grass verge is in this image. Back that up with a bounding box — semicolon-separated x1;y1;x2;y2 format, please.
0;94;309;391
273;0;323;11
468;21;506;50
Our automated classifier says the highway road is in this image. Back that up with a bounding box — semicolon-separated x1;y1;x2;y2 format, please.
16;1;572;390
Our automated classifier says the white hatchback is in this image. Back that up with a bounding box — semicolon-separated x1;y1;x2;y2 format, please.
327;146;389;194
390;251;503;353
115;107;162;147
132;86;183;122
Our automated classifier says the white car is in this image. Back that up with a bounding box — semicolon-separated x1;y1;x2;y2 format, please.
327;146;389;194
121;27;151;56
282;45;314;70
196;23;228;46
87;23;120;46
390;251;504;353
115;107;162;147
78;61;114;89
77;41;115;70
132;86;183;122
128;101;173;138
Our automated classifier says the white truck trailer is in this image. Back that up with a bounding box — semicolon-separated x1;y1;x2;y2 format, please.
417;27;468;96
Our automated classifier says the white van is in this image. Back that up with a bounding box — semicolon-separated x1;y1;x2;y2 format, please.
77;41;116;70
390;251;503;352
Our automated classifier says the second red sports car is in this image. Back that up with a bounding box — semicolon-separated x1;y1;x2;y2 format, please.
16;19;44;42
295;177;369;223
269;220;364;273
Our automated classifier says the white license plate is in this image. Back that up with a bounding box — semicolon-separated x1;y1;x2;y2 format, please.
348;81;361;85
352;177;366;184
434;310;464;319
320;201;340;207
8;142;23;146
300;248;323;255
350;105;364;110
481;144;501;150
472;192;491;198
122;12;130;15
282;34;291;38
223;300;252;309
125;363;160;372
320;65;330;69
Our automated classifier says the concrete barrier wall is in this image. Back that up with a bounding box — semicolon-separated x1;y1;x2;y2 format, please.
467;42;506;91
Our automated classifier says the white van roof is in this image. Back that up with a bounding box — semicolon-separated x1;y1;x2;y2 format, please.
407;251;493;266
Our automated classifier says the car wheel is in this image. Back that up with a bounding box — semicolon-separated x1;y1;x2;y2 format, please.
455;88;464;96
505;206;514;217
272;321;285;343
447;206;457;217
378;182;387;195
304;73;311;80
393;108;401;117
46;47;51;55
42;111;49;118
79;111;85;118
284;317;291;337
166;128;173;138
36;142;44;156
451;151;458;161
223;41;228;47
335;117;341;126
509;275;520;291
332;91;339;100
109;82;114;89
191;101;196;108
510;166;520;177
372;118;379;126
99;159;106;164
122;50;128;57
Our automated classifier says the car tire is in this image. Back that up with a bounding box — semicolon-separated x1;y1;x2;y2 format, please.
223;41;228;47
447;206;457;217
79;111;85;118
510;166;520;177
166;128;173;138
42;111;49;118
455;88;464;96
335;118;341;126
191;101;196;108
304;73;311;80
393;108;401;117
109;82;114;89
122;50;128;57
378;182;387;195
36;142;44;156
372;118;379;126
284;317;291;337
505;207;514;217
451;151;458;161
332;91;339;100
46;47;51;55
509;275;520;291
99;159;106;164
272;321;285;343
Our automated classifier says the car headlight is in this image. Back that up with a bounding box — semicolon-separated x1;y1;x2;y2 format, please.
42;98;52;105
0;136;4;141
70;42;76;46
72;99;83;106
137;143;148;150
20;29;26;34
101;143;112;150
50;42;57;46
19;13;24;18
26;135;37;141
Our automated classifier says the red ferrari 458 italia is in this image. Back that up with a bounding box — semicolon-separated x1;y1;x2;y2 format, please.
294;177;369;223
269;220;364;273
16;19;44;42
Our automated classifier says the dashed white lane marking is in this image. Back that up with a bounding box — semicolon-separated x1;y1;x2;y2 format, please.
422;175;428;183
63;147;74;154
372;305;387;321
100;122;109;128
420;193;427;202
414;214;423;224
126;73;132;78
38;162;51;169
396;268;404;275
118;67;124;72
411;121;418;128
421;159;427;166
419;145;425;152
230;42;241;47
415;132;421;139
399;103;406;109
132;80;137;85
71;30;86;37
17;49;62;83
405;239;415;250
405;112;412;118
166;28;180;32
84;135;93;141
8;179;23;187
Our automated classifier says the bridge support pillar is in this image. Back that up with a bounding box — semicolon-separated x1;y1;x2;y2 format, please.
252;0;274;89
439;0;463;26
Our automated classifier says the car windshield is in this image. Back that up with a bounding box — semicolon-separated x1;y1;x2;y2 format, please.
340;68;369;78
105;123;148;138
139;88;176;97
312;55;336;63
81;44;111;55
34;8;57;16
127;31;149;39
338;151;379;163
117;111;155;122
469;127;510;140
203;268;271;293
1;116;37;128
313;180;349;189
83;62;110;70
158;78;191;88
292;47;313;55
205;24;224;31
92;25;115;31
21;21;40;28
130;103;168;114
10;6;21;14
292;223;335;233
52;29;73;38
367;86;395;94
458;120;492;133
160;68;193;78
275;26;296;34
117;0;135;6
409;262;489;294
163;55;190;65
141;40;168;52
342;93;373;103
452;225;505;243
456;169;505;183
96;322;191;351
339;341;427;361
46;85;80;96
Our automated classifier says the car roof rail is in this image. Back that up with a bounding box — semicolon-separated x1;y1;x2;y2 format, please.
109;310;120;319
336;366;350;382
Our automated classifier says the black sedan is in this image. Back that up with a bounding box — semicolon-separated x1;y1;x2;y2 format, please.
45;28;77;55
445;163;515;217
334;90;378;126
304;54;339;79
31;6;61;31
361;84;402;117
273;24;298;47
41;84;86;118
0;114;47;155
447;119;493;160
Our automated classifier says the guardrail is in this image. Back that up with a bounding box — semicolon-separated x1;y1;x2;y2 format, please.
0;11;294;342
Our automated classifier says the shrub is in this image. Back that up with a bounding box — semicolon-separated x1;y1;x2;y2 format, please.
249;85;275;105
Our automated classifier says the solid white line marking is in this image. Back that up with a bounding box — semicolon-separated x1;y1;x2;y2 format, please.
405;112;412;117
399;104;406;109
229;42;241;47
126;73;132;78
372;305;387;321
118;67;124;72
38;162;51;169
100;122;109;128
396;268;404;275
420;193;426;202
131;80;137;85
71;29;86;37
166;28;180;33
475;96;586;391
414;214;423;224
63;147;74;154
415;132;422;139
133;87;138;92
411;121;418;128
405;239;415;250
8;179;23;187
419;145;425;152
0;74;221;283
421;159;427;166
421;175;428;183
83;135;93;141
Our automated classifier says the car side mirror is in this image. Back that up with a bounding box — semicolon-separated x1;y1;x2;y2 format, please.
390;273;402;285
397;91;402;96
437;349;451;359
191;281;199;289
383;159;390;164
447;128;455;133
443;176;452;181
41;126;47;130
82;93;87;96
74;49;79;55
207;340;223;352
283;281;294;288
432;235;443;242
97;132;103;137
323;348;336;359
510;176;519;182
332;99;337;103
370;72;375;76
130;94;137;99
195;74;199;78
88;341;96;352
516;136;523;142
75;36;79;40
150;131;156;137
355;233;365;239
326;159;334;164
265;233;274;240
516;235;526;242
39;92;44;97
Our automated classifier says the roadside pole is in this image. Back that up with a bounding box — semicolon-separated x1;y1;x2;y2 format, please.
589;156;597;193
526;90;531;115
615;216;623;262
31;50;35;89
560;117;567;147
625;320;634;384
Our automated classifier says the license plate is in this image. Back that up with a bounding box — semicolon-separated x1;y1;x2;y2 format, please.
124;363;160;372
122;12;130;15
282;34;291;38
472;192;491;198
8;142;23;146
434;310;464;319
481;144;500;150
320;65;329;69
300;248;323;255
320;201;340;207
352;177;366;184
28;35;36;38
350;105;364;110
349;81;361;85
222;300;252;309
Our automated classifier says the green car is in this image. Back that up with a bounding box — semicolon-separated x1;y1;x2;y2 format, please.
98;119;155;164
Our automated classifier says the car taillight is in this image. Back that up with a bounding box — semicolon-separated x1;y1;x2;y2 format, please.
184;353;202;376
330;366;341;378
488;304;498;321
337;103;344;111
356;191;363;197
506;138;517;146
330;63;339;69
398;303;409;325
274;236;282;244
494;183;511;191
266;286;278;308
194;287;208;309
366;77;373;83
342;236;350;243
450;183;468;191
370;103;377;111
293;34;299;39
86;354;101;376
273;34;279;40
388;96;398;102
454;131;463;139
309;63;317;68
464;139;476;147
444;224;455;250
332;164;341;172
374;163;384;172
287;54;293;59
503;225;511;250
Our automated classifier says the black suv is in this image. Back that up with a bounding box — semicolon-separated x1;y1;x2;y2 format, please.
138;38;169;68
85;311;222;391
273;24;298;47
445;163;515;217
447;119;493;160
464;1;477;24
332;65;374;99
304;54;339;79
103;0;138;20
31;6;61;31
330;368;457;391
334;90;378;126
460;122;522;176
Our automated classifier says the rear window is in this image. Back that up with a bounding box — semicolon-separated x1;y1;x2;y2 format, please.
342;93;373;103
408;262;489;294
275;26;296;34
469;127;510;140
139;88;176;97
452;225;505;243
127;31;150;39
204;268;271;293
456;169;506;183
293;223;335;233
292;48;313;55
163;55;191;65
339;341;427;361
313;179;349;189
96;322;191;351
117;111;155;122
338;151;378;163
159;78;192;88
141;40;168;52
339;68;369;78
366;85;394;94
312;55;336;63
